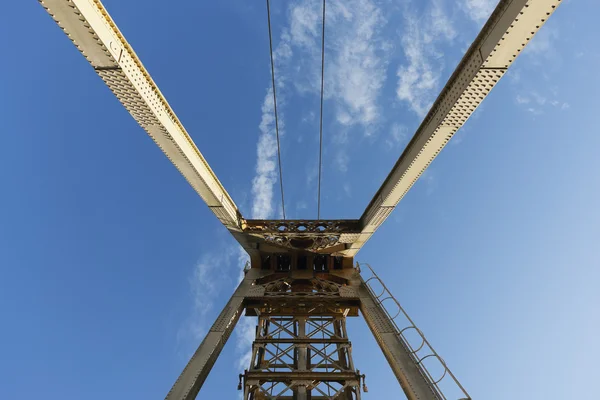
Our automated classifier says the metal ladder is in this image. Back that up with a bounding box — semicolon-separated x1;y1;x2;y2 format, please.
359;263;471;400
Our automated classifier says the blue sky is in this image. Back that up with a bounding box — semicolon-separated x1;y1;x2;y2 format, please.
1;0;599;399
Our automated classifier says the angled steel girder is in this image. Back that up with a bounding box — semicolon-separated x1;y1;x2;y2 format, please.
165;265;461;399
39;0;563;259
37;0;263;253
164;269;260;400
37;1;565;399
357;279;439;400
343;0;563;257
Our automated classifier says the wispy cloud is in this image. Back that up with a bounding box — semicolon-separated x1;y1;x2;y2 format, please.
334;151;349;173
177;247;236;358
531;92;547;106
343;183;351;197
516;94;530;104
507;21;566;117
235;316;256;371
524;25;560;59
233;246;254;374
296;200;308;211
252;89;281;219
461;0;497;24
325;1;390;129
396;1;457;117
242;0;392;372
386;122;408;148
281;0;391;132
420;168;437;196
179;247;254;375
306;162;318;187
251;14;295;220
514;91;569;115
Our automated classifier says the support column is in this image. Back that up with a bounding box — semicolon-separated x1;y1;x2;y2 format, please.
297;316;308;400
243;314;362;399
357;278;440;400
165;270;258;400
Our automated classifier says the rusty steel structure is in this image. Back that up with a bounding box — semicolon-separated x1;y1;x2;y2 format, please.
37;0;564;398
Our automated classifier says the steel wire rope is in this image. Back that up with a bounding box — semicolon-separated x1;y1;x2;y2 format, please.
266;0;286;219
317;0;326;219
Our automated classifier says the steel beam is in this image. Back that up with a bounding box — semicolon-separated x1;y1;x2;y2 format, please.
242;275;363;400
165;270;258;400
345;0;564;257
245;371;360;380
357;279;439;400
38;0;256;251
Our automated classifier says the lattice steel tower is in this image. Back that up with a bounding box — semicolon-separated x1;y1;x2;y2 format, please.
38;0;563;398
165;222;472;399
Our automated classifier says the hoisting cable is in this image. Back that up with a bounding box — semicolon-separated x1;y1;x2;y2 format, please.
266;0;286;220
317;0;326;220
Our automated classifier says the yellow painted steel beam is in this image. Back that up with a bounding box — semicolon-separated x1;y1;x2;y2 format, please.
347;0;563;257
39;0;242;231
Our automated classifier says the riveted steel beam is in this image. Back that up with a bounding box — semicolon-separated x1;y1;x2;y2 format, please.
164;269;260;400
357;278;440;400
347;0;563;257
38;0;256;250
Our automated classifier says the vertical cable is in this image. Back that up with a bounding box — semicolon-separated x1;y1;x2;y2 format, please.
317;0;326;219
266;0;286;219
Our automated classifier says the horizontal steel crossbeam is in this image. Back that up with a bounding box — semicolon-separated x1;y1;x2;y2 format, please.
245;371;360;380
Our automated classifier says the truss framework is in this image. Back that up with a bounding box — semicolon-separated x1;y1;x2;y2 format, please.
350;0;563;256
242;315;362;400
165;264;470;399
39;0;564;258
37;0;565;398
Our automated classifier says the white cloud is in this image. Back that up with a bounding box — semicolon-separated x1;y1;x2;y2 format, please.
251;14;296;220
334;151;349;173
462;0;497;23
525;25;559;57
251;0;391;219
325;0;390;129
285;0;390;131
232;247;254;373
343;183;351;197
178;248;236;358
306;162;318;187
296;200;308;211
507;22;566;118
187;257;218;339
178;247;254;372
531;92;547;106
234;316;256;371
386;122;408;148
514;90;568;115
516;94;530;104
507;68;521;84
420;168;437;196
301;110;316;125
396;1;457;117
289;1;322;48
252;89;280;219
430;0;458;39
